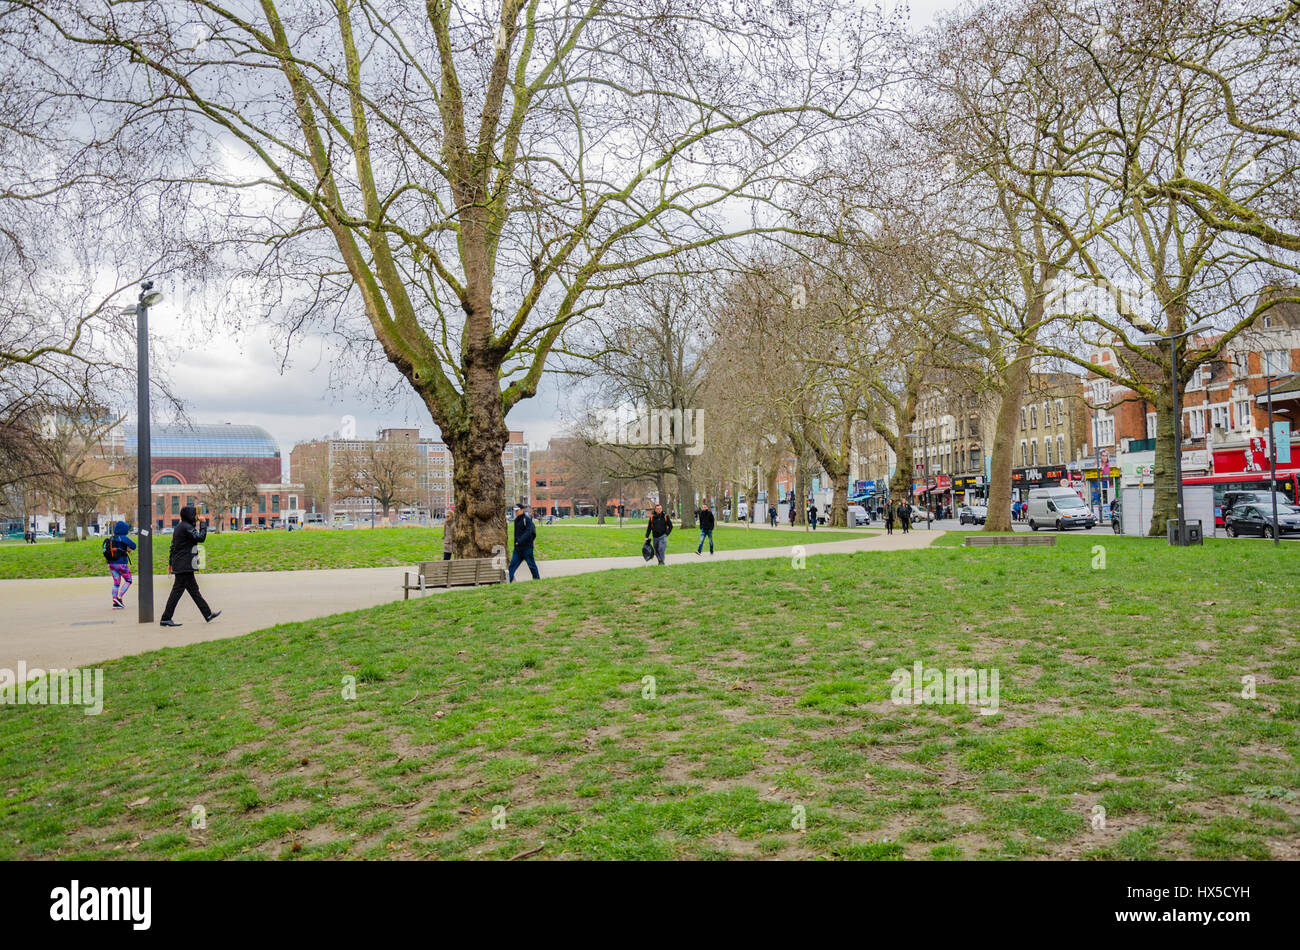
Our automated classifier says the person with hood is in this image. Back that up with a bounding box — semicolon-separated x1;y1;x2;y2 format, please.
645;502;673;565
808;502;818;530
508;502;539;581
884;502;895;535
103;520;137;609
160;506;220;627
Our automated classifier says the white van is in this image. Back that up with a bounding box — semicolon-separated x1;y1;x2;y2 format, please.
1027;488;1096;531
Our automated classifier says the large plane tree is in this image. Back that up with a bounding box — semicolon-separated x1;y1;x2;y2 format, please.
12;0;895;555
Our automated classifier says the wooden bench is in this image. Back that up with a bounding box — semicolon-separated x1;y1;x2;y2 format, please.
963;535;1056;547
402;558;506;598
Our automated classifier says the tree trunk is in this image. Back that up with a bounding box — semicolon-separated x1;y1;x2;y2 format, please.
984;347;1033;532
441;368;510;558
673;445;696;529
830;470;849;527
1148;390;1178;536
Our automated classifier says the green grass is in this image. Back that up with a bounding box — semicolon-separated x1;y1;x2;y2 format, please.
1;534;1295;860
0;524;872;579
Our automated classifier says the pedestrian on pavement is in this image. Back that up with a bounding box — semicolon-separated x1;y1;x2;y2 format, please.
898;500;911;534
103;519;136;610
696;501;715;555
808;503;818;530
508;502;540;581
768;504;777;527
646;502;673;565
884;504;895;535
160;506;220;627
442;510;455;560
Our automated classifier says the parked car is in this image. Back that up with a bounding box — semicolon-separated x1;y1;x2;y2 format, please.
1027;487;1096;531
846;504;869;527
1224;503;1300;539
1222;490;1295;518
959;505;988;525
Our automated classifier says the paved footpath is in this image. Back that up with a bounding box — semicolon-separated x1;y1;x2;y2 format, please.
0;527;942;675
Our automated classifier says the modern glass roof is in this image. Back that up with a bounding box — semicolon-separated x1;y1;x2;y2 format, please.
123;424;281;459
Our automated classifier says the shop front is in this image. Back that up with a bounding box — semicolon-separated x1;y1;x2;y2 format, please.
1010;465;1073;500
952;474;986;506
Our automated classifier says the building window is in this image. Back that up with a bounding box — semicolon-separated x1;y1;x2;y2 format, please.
1045;438;1053;464
1186;409;1206;438
1211;405;1230;431
272;495;280;513
1020;407;1027;430
1030;439;1038;464
1232;353;1247;378
1057;434;1065;462
1265;350;1289;377
1146;412;1157;439
258;496;267;513
1055;399;1064;425
1020;441;1028;466
1030;406;1038;429
1235;398;1251;430
156;496;164;514
1043;401;1050;427
171;496;179;515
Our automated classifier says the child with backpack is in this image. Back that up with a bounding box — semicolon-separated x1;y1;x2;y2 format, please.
102;520;137;609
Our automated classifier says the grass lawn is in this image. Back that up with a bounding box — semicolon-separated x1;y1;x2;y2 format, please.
2;534;1296;860
0;524;871;579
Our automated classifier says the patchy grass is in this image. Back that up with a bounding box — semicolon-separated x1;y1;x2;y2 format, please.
0;535;1295;860
0;524;872;579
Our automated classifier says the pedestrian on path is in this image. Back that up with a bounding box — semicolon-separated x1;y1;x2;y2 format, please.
898;500;911;534
646;503;673;565
884;504;895;535
508;502;540;581
160;506;220;627
808;503;818;530
103;520;136;609
696;502;715;555
768;504;777;527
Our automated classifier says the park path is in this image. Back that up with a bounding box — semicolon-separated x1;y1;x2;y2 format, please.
0;527;942;675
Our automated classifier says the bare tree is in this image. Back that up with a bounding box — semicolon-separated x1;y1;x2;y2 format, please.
13;0;898;556
197;464;259;532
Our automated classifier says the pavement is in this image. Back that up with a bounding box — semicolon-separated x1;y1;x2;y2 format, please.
0;526;941;675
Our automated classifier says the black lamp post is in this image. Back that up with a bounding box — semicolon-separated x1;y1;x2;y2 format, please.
131;280;163;622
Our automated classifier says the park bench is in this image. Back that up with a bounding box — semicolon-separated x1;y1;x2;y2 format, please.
402;558;506;598
963;535;1056;547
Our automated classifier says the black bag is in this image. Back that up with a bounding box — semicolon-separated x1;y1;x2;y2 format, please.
102;537;124;563
642;539;654;561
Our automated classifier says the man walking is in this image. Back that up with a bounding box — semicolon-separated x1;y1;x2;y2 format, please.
646;502;673;565
808;502;818;530
696;501;715;555
160;506;220;627
884;503;895;535
508;502;539;581
898;500;910;534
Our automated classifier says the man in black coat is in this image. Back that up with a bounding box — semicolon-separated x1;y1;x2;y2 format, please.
696;501;716;555
160;506;220;626
645;503;672;565
508;503;539;581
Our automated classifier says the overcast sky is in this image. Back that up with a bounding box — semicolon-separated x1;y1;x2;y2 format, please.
143;0;968;478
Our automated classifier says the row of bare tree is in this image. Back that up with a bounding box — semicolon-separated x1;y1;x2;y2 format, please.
1;0;1296;547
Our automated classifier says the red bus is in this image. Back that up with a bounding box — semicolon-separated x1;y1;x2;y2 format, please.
1183;471;1299;525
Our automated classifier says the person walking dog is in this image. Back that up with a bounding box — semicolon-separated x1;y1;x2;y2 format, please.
160;506;220;627
646;503;673;565
508;503;540;581
696;501;715;555
103;519;137;609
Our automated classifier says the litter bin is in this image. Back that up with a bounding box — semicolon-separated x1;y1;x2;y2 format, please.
1166;519;1204;546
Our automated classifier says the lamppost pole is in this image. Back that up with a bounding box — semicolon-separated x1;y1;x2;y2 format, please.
134;281;160;623
1267;374;1279;547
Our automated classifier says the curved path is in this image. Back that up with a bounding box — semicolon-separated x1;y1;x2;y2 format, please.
0;527;943;674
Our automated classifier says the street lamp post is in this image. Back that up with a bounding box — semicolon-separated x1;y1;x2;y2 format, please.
130;281;163;623
1138;321;1213;545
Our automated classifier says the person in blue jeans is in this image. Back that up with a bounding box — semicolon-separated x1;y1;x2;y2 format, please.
696;502;715;555
508;503;539;581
